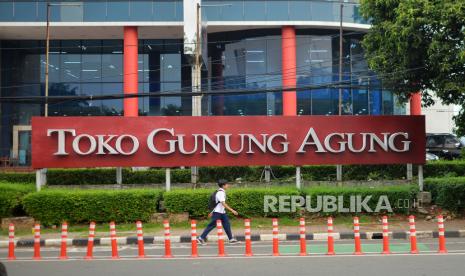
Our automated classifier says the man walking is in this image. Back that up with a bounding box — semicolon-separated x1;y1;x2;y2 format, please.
197;179;239;244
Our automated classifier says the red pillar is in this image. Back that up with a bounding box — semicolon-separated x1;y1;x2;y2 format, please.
410;92;421;115
282;26;297;116
123;26;139;117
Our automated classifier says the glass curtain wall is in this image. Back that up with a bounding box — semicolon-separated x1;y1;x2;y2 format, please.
208;30;400;116
0;39;188;158
0;1;183;22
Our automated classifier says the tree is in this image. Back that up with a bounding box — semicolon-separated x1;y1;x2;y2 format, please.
360;0;465;134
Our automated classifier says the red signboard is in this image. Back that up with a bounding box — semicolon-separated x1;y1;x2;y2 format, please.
31;116;425;168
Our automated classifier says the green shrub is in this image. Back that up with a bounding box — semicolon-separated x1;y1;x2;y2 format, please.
199;167;260;182
0;173;35;183
23;189;163;225
1;160;465;186
424;161;465;178
0;182;35;218
164;187;300;218
47;168;118;185
123;169;190;184
302;185;418;215
424;177;465;213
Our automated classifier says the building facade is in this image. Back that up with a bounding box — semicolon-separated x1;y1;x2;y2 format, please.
0;0;405;166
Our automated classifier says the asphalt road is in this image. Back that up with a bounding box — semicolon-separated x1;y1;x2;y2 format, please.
2;239;465;276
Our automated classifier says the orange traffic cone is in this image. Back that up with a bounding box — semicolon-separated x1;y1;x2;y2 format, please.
244;219;253;257
381;216;391;254
59;222;68;260
7;224;16;260
326;217;335;255
353;217;363;255
33;224;41;260
217;220;226;257
272;218;279;256
299;218;307;256
409;215;418;254
110;221;119;259
136;221;146;258
437;215;447;254
85;222;96;260
163;220;173;258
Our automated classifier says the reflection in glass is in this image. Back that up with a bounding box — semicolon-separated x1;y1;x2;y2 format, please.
83;1;107;21
107;1;130;21
267;1;289;21
244;1;266;21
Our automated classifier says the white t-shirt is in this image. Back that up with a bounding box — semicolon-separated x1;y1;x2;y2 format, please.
213;188;226;214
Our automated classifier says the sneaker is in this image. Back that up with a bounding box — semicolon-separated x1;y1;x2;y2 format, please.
229;238;239;244
196;237;206;246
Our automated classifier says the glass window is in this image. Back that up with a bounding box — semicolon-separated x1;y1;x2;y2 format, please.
138;83;148;116
61;54;81;82
369;88;382;115
246;38;266;76
266;1;288;21
102;40;123;82
82;54;102;82
0;2;14;21
289;0;310;21
296;36;311;72
59;83;82;116
382;89;393;115
266;36;281;74
220;0;243;21
160;82;182;115
82;40;102;54
161;53;181;82
174;0;183;20
138;53;149;83
58;3;83;22
102;83;123;116
14;1;37;21
427;136;442;147
444;135;460;148
203;1;222;21
154;0;176;21
84;1;107;21
311;1;334;21
102;54;123;82
393;94;405;115
107;1;130;21
81;83;103;115
352;88;368;115
297;76;312;116
343;3;355;24
130;0;152;21
244;1;266;21
40;51;61;83
312;89;333;115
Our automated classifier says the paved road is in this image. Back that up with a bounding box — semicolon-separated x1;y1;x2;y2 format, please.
2;239;465;276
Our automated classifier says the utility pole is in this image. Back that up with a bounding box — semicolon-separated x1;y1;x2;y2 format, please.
45;3;51;117
39;2;81;191
336;2;344;184
191;3;202;185
189;3;230;185
45;2;81;117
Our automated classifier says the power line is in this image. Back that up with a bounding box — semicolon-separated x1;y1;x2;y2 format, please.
0;50;369;91
0;29;367;84
0;66;425;103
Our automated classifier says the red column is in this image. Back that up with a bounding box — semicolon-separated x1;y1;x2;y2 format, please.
410;92;421;115
282;26;297;116
123;26;139;117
